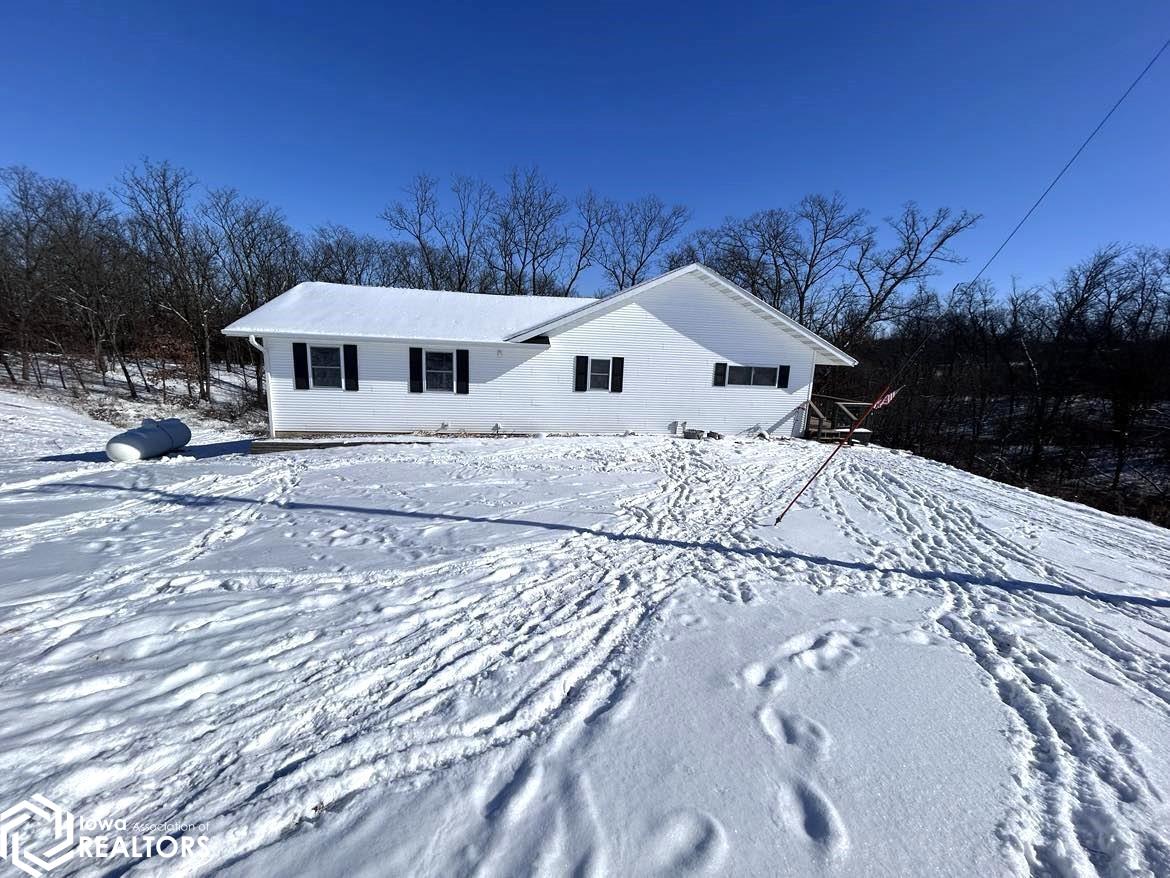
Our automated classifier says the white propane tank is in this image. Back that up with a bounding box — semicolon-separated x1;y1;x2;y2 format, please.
105;418;192;462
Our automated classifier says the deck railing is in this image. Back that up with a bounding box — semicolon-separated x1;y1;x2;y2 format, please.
805;394;875;443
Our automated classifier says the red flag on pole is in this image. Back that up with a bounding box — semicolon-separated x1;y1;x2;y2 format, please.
773;384;906;525
872;386;903;410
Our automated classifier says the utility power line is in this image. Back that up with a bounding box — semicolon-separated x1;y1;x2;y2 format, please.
775;35;1170;526
966;35;1170;291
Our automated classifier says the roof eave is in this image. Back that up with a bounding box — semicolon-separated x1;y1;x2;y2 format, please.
221;327;549;347
813;351;859;367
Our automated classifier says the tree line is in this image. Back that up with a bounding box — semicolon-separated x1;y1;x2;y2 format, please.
0;162;691;403
836;246;1170;524
2;160;1166;523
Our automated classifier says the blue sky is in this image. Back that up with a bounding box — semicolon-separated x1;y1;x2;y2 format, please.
3;1;1168;295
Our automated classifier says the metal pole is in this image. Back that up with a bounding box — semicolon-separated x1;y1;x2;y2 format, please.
774;383;891;525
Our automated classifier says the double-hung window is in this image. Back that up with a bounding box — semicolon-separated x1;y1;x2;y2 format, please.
408;347;468;394
589;358;611;391
574;355;625;393
425;351;455;392
310;346;343;388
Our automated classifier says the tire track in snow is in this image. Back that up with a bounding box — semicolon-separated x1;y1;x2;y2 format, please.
807;447;1170;876
4;434;1167;875
2;439;723;875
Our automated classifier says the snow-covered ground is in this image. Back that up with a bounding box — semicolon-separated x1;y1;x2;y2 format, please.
1;390;1169;877
5;354;268;433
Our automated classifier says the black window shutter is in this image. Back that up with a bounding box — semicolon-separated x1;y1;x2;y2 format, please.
456;349;469;394
713;362;727;387
777;365;790;389
293;342;309;390
408;347;423;393
610;356;624;393
574;356;588;392
343;344;359;391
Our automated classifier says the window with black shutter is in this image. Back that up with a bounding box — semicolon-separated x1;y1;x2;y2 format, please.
456;349;469;395
721;364;787;388
610;357;624;393
293;342;309;390
343;345;359;391
574;356;588;392
575;355;624;392
408;347;424;393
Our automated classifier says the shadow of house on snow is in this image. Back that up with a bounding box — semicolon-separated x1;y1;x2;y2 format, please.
30;480;1170;611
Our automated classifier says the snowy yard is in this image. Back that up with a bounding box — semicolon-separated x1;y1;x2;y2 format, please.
2;390;1169;877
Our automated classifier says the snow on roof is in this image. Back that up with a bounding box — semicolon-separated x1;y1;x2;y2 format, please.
222;282;594;344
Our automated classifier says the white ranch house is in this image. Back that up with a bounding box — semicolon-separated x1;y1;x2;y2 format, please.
223;263;857;438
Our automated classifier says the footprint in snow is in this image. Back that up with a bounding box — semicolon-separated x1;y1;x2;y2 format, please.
758;706;830;762
775;779;849;861
741;661;787;694
641;809;728;876
778;628;868;675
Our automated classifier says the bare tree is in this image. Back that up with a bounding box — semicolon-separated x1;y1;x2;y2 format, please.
780;194;869;325
486;167;571;295
0;167;70;380
48;183;142;395
381;175;447;289
598;195;690;290
204;188;300;401
117;160;219;400
836;203;979;347
302;224;406;287
562;189;610;295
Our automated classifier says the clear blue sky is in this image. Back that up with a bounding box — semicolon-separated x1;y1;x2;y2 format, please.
4;0;1168;295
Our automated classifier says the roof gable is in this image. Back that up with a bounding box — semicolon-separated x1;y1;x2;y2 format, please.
506;264;857;367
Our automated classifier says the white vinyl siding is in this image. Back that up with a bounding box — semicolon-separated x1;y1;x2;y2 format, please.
265;272;819;436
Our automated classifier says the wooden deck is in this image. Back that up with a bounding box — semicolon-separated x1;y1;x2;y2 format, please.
805;395;874;444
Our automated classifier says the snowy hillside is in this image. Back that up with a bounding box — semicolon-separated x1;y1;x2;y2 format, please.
1;390;1168;877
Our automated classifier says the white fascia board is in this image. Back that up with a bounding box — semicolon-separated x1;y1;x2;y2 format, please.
220;329;548;348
